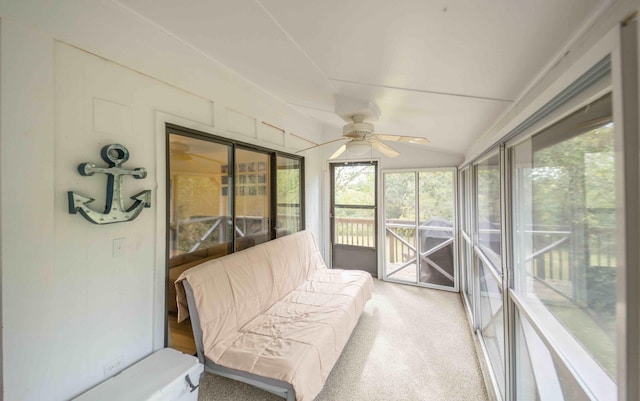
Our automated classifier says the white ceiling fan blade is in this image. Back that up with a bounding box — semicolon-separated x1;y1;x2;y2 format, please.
373;133;430;145
295;137;347;153
371;140;400;158
329;144;347;159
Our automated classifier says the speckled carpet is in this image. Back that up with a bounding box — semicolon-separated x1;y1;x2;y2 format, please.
197;279;489;401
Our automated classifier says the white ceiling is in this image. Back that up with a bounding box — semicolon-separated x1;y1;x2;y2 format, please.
117;0;606;157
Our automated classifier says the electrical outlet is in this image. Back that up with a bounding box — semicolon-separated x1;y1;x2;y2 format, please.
103;356;124;377
113;238;126;258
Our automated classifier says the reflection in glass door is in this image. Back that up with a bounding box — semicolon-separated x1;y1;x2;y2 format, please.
383;169;457;289
235;148;271;250
168;134;233;265
167;132;232;355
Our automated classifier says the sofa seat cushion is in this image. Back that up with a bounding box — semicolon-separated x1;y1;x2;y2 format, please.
208;269;372;401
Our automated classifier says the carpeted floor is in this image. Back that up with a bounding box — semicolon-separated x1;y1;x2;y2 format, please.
197;280;489;401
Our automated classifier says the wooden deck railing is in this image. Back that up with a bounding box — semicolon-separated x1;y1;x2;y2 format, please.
334;217;376;247
176;215;616;304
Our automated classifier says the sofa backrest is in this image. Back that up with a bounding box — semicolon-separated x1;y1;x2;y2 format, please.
175;230;327;349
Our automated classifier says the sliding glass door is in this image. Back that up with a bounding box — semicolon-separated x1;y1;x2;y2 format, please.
383;169;457;290
166;124;304;354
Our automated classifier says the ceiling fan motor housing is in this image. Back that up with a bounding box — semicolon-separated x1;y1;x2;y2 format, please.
343;121;375;138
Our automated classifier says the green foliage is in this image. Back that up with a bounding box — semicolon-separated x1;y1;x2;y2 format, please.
476;155;501;225
419;171;455;221
531;124;615;228
384;171;454;222
334;165;375;206
277;158;302;233
384;173;415;220
277;157;301;205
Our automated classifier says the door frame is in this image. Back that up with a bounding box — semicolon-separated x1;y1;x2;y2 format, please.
329;160;379;277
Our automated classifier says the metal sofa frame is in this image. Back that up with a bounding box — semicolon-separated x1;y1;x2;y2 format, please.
182;280;296;401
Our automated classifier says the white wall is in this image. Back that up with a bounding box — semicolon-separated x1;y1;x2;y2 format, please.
0;2;324;399
0;18;56;401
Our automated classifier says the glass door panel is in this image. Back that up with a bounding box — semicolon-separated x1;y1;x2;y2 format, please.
276;155;302;237
235;148;271;250
383;172;417;283
418;170;455;287
168;134;233;265
167;132;232;355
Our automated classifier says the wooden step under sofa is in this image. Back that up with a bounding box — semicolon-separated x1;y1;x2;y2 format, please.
175;230;373;401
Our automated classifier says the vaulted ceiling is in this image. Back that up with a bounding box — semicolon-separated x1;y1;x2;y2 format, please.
117;0;607;157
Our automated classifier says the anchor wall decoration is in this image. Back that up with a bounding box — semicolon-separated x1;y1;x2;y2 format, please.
68;144;151;224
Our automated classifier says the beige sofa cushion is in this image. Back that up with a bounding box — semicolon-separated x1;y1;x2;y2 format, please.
211;269;372;401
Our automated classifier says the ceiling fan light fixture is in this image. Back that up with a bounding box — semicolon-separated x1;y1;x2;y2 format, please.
346;140;371;156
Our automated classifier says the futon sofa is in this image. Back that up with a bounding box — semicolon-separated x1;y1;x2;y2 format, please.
174;230;373;401
167;236;255;314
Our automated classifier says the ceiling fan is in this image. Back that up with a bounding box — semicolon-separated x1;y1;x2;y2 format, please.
296;114;430;159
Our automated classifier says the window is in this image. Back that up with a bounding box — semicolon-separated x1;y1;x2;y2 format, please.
472;150;505;398
478;256;505;397
511;93;616;399
460;52;629;401
459;167;474;316
475;152;502;270
515;310;591;401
